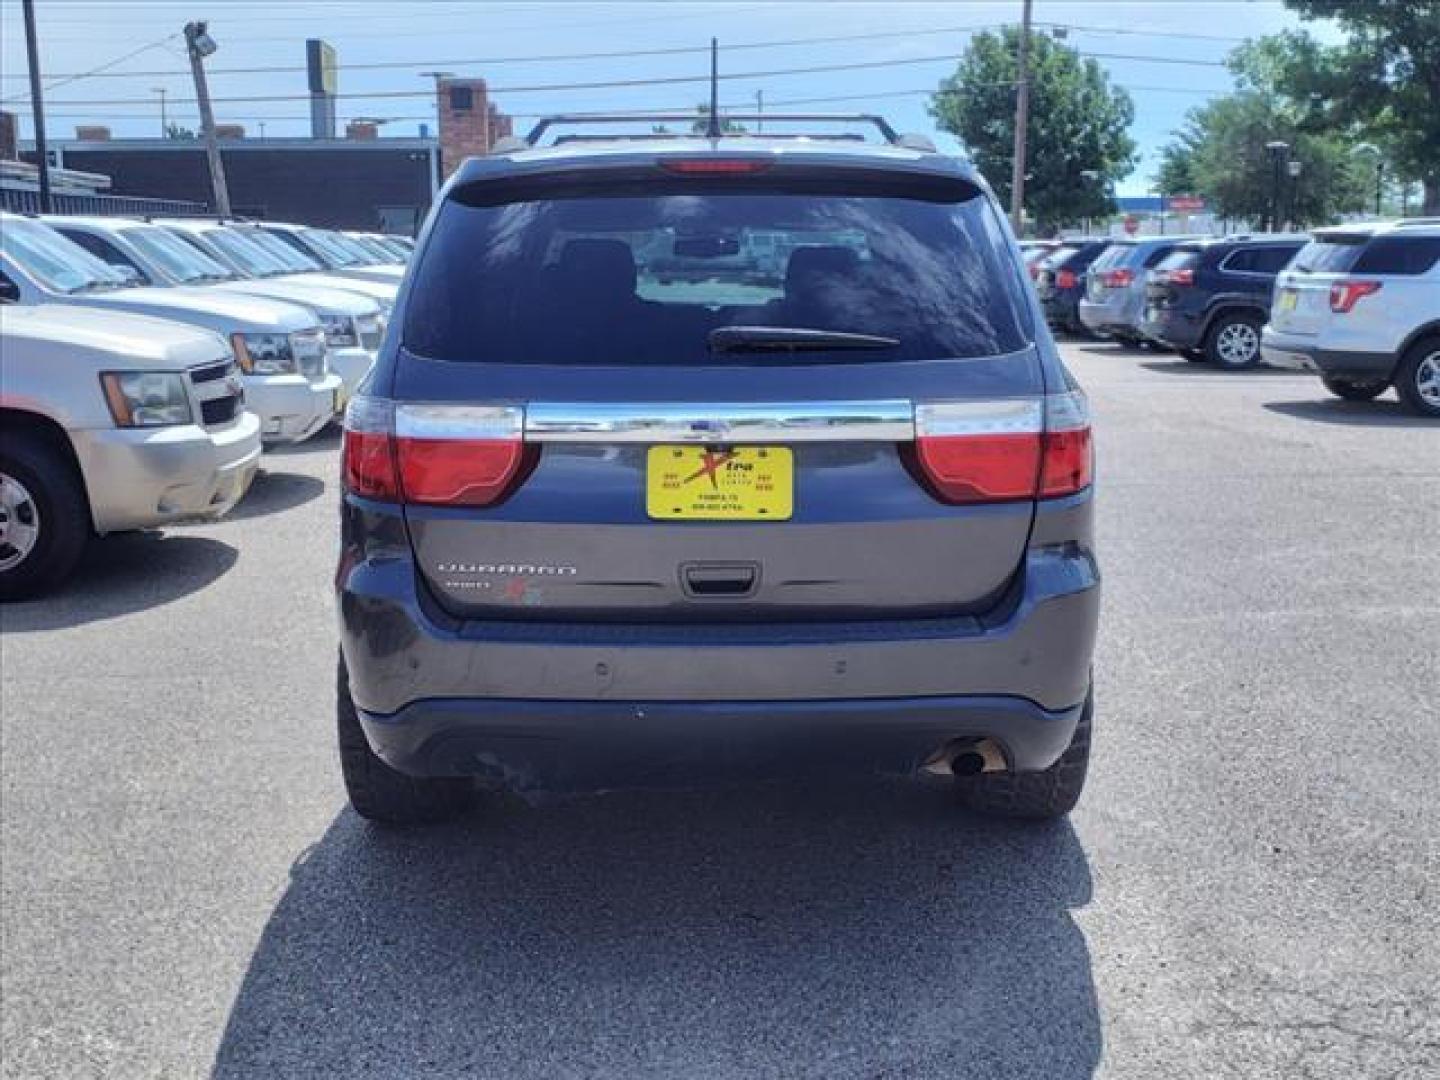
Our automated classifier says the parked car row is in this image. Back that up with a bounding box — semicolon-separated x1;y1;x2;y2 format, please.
0;212;411;598
1033;221;1439;417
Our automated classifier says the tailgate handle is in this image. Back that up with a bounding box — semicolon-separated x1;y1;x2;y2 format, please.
682;562;758;598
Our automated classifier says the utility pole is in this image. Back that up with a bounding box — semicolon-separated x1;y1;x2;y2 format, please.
21;0;52;213
185;21;231;216
152;87;168;137
1009;0;1034;235
755;89;764;133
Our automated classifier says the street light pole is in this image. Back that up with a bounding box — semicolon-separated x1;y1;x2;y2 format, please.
1265;140;1289;232
21;0;52;213
185;21;231;216
152;87;168;137
1375;160;1385;218
1010;0;1034;235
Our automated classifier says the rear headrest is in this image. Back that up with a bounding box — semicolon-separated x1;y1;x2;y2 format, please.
556;238;637;296
784;245;861;295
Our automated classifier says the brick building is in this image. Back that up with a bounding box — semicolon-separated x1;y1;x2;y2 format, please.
435;77;513;179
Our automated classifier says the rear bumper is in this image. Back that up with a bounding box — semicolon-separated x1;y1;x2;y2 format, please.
338;519;1101;786
1078;296;1140;337
1041;292;1082;330
357;693;1086;792
1260;329;1396;379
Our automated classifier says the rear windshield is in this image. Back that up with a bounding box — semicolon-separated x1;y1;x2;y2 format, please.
1089;245;1130;271
1155;249;1200;272
1352;236;1440;275
1292;237;1365;274
404;190;1029;365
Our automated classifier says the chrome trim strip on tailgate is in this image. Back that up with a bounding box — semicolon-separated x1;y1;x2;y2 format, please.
524;401;915;444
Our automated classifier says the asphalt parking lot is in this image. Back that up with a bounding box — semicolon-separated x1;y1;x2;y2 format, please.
2;342;1436;1079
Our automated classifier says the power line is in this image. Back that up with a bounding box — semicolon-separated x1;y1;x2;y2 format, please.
15;48;1231;109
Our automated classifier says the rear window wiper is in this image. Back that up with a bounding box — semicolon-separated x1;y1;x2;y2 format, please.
708;326;899;354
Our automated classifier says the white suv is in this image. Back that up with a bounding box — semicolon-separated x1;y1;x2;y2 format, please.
1263;219;1440;417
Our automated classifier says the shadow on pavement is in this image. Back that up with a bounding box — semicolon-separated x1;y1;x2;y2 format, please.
1264;399;1437;429
0;533;237;632
220;470;326;522
214;783;1100;1079
1139;360;1299;377
263;424;342;458
1075;342;1152;359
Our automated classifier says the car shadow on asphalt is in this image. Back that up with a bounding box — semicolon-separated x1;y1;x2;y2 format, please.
1138;360;1300;377
262;424;342;458
1264;399;1437;428
217;470;327;522
0;533;237;632
212;783;1100;1079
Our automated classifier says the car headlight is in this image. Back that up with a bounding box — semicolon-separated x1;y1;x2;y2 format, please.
324;315;358;348
100;371;193;428
231;332;296;374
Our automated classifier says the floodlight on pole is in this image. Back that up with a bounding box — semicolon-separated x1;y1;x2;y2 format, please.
185;20;231;216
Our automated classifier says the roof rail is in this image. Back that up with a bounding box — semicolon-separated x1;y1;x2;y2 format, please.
524;112;902;147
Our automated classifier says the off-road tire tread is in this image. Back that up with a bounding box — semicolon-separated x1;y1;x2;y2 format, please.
955;694;1092;821
336;657;474;825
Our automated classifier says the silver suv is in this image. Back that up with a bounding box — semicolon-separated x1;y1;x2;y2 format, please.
335;116;1100;826
1263;219;1440;416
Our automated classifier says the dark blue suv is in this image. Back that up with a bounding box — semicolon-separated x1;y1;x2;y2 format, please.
1033;240;1114;336
1140;234;1308;367
334;115;1099;826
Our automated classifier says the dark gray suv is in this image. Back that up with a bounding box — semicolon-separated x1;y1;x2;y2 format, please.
335;117;1100;824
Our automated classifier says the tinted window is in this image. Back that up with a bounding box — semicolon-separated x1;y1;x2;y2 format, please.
1352;236;1440;275
1038;245;1079;269
58;230;148;282
1142;244;1178;268
1225;246;1298;275
1089;245;1129;271
1292;237;1365;274
405;191;1030;365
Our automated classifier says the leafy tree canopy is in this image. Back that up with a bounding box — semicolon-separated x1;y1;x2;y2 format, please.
929;27;1136;234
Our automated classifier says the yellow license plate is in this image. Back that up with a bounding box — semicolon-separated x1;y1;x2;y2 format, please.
646;446;793;521
1277;289;1298;312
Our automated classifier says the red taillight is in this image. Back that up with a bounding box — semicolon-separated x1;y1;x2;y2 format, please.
342;398;527;507
1101;268;1134;288
1166;267;1195;287
913;394;1091;505
1056;269;1078;289
1329;279;1382;313
659;158;772;175
342;397;400;500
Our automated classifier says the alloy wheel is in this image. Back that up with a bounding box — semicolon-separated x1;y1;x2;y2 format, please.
1215;322;1259;367
1417;351;1440;409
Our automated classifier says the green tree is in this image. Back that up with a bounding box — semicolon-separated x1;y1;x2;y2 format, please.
164;122;196;140
1161;89;1366;227
1261;1;1440;214
1153;142;1198;197
929;27;1136;234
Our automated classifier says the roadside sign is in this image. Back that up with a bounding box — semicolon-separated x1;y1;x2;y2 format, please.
1123;215;1140;235
1166;195;1206;212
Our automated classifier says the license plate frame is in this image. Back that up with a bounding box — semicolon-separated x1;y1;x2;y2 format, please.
646;445;793;521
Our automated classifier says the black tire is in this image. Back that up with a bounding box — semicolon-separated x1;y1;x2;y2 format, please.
1182;348;1206;363
0;433;89;601
954;691;1092;821
1393;337;1440;418
1321;376;1388;402
336;656;475;825
1204;311;1264;369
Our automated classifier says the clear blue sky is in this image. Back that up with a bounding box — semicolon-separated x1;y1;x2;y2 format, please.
0;0;1339;195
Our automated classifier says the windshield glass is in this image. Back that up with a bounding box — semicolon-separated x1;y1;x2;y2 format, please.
347;235;395;262
1292;237;1366;274
0;218;129;293
246;229;323;271
124;226;234;283
404;189;1029;366
1088;245;1128;271
205;228;290;277
298;229;360;266
322;231;381;264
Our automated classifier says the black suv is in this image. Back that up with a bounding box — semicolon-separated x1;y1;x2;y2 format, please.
1140;234;1307;367
1034;239;1114;335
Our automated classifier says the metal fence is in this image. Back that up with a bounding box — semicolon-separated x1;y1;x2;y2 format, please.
0;187;206;217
